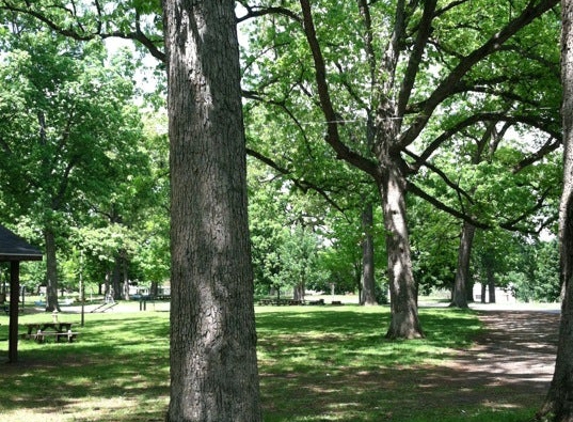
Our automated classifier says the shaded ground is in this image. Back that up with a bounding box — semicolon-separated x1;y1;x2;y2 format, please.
451;311;557;386
415;309;560;414
259;307;561;421
0;305;560;421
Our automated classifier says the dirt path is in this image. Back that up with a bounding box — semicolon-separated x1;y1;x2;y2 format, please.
435;309;560;410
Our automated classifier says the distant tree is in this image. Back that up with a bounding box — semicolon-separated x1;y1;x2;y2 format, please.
510;239;560;303
0;22;143;311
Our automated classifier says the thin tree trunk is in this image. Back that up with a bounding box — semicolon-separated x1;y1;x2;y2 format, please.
44;228;60;312
466;279;474;303
164;1;261;420
380;163;423;339
150;281;159;297
122;252;129;300
293;283;305;301
361;202;377;305
356;262;364;304
537;2;573;419
112;255;121;301
451;222;476;308
102;270;111;297
487;267;496;303
481;283;486;303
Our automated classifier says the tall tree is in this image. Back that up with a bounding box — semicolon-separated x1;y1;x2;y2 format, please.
241;0;559;338
538;0;573;419
163;1;262;420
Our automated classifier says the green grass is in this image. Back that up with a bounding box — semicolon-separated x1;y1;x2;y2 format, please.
0;304;540;421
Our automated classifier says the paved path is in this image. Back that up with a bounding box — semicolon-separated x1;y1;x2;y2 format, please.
437;309;560;409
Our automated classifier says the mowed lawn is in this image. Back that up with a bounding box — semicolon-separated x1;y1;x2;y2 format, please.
0;304;536;421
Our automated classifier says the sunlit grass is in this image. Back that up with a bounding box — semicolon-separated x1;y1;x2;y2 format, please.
256;305;481;373
0;303;541;421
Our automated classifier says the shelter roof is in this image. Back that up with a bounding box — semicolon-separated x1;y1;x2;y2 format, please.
0;225;43;261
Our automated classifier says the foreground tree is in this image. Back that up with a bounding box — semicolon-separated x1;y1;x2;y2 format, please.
163;1;262;421
537;0;573;420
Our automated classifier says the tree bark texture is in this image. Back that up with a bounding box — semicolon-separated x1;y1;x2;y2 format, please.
451;222;476;308
380;162;423;339
163;1;262;421
44;228;60;312
538;1;573;420
361;202;377;305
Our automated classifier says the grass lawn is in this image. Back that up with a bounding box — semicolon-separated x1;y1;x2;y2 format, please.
0;304;539;421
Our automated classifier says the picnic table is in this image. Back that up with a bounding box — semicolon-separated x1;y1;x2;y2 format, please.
22;322;79;343
258;299;304;306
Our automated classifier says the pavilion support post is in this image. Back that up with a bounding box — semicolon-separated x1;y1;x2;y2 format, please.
8;261;20;363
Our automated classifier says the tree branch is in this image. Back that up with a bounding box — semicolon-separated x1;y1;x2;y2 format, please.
236;2;301;24
499;186;556;233
512;136;561;173
411;111;560;172
299;0;380;179
0;1;166;62
407;181;490;229
246;147;347;215
403;149;475;205
397;0;437;116
398;0;559;148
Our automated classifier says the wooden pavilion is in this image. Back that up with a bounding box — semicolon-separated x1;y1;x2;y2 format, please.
0;225;42;363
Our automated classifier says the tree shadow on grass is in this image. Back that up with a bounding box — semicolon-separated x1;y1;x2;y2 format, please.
259;309;558;421
0;315;170;421
0;308;558;422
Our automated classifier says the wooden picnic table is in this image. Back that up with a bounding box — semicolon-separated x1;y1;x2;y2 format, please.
258;299;304;306
24;322;73;335
22;322;78;343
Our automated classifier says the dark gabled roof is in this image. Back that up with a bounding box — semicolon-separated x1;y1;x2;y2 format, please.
0;225;43;261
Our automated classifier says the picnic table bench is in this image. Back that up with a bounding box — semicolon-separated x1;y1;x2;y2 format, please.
3;303;23;314
22;322;80;343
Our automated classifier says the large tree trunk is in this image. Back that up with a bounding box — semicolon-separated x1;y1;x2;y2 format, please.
44;228;60;312
164;1;262;421
451;222;476;308
380;162;423;339
538;2;573;419
361;202;378;305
